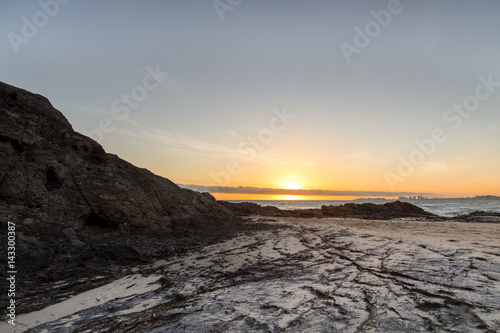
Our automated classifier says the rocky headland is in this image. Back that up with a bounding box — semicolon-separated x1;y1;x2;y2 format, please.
0;81;259;315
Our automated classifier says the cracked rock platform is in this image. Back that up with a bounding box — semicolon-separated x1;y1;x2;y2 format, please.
10;217;500;333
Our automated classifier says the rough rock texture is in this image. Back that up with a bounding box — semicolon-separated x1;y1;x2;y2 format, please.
219;201;324;218
321;201;440;220
12;218;500;332
0;81;241;312
218;201;283;216
220;200;441;220
454;211;500;223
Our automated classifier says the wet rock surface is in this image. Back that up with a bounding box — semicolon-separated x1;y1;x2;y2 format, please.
11;218;500;333
454;211;500;223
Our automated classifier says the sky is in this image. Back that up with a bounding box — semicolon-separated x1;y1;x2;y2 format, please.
2;0;500;199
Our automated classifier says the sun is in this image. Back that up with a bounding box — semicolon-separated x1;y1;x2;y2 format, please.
280;195;301;200
280;182;301;190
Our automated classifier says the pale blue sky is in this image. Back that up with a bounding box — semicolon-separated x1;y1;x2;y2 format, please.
2;0;499;196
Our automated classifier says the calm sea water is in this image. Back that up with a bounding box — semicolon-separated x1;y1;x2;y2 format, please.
227;199;500;217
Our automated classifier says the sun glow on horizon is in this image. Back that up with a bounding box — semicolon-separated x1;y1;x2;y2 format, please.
278;195;302;200
280;182;301;190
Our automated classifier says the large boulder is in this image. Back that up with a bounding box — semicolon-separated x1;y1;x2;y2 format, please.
0;81;238;285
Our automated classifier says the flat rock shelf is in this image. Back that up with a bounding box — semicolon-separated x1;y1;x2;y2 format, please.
6;217;500;333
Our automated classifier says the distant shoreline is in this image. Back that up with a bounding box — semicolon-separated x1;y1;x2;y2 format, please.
227;195;500;202
219;200;500;223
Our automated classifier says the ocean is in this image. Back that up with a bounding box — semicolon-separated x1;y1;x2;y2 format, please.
227;199;500;217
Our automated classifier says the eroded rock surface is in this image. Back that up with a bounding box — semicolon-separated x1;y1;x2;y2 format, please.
11;218;500;332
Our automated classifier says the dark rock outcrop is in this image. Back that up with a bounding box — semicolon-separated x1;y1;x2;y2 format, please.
0;81;243;312
453;211;500;223
218;201;324;218
218;201;282;216
321;201;440;220
220;200;440;220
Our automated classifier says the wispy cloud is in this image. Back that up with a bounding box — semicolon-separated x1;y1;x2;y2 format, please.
178;184;433;197
114;125;289;167
419;161;453;174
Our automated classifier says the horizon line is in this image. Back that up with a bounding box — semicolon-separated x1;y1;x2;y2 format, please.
178;184;435;198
